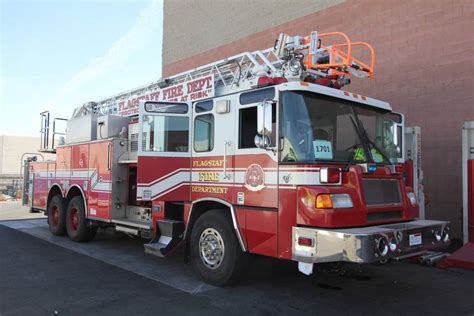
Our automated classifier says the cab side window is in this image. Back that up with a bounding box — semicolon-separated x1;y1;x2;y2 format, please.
142;115;189;152
194;114;214;152
239;104;276;149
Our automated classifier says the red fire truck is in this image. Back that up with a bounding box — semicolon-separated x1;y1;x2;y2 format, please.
23;31;450;285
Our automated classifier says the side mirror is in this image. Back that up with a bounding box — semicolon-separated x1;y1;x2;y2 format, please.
257;100;273;136
254;134;271;149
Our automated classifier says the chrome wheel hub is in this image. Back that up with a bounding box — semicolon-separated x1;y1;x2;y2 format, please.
199;228;225;269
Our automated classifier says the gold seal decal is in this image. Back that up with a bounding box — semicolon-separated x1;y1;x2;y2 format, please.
244;164;265;192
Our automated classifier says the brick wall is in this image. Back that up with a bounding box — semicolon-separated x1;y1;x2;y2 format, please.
163;0;474;238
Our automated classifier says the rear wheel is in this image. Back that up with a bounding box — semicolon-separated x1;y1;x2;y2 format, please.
47;195;66;236
190;210;247;286
66;196;97;242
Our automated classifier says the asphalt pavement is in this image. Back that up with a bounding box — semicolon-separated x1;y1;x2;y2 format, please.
1;217;474;315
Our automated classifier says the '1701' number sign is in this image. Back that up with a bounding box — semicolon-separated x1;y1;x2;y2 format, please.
313;140;333;159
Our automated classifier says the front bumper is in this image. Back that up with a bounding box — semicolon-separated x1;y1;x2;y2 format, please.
293;220;450;264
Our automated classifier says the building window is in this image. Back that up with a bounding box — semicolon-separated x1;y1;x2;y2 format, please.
194;114;214;152
142;115;189;152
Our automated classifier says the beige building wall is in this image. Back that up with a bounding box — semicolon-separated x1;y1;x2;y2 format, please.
163;0;345;67
0;136;3;175
0;135;55;176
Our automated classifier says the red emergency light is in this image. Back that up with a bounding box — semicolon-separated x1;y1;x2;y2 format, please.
298;236;314;247
320;167;340;184
256;76;288;88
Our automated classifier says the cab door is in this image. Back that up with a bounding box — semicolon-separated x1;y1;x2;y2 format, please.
233;88;279;208
191;96;235;202
232;87;279;257
137;101;192;202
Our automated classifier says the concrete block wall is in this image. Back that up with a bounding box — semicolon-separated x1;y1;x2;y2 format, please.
0;135;55;176
163;0;345;66
162;0;474;238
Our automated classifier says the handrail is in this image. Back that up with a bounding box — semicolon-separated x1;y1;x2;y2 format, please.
304;32;352;69
303;31;375;78
330;41;375;77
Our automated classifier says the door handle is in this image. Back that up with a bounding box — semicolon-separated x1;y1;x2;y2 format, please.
107;142;112;171
223;141;231;180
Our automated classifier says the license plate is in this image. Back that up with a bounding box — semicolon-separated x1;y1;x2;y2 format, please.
409;233;422;246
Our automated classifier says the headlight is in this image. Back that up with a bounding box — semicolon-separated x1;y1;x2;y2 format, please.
331;194;354;208
442;227;450;242
316;193;354;209
376;236;389;256
407;192;417;206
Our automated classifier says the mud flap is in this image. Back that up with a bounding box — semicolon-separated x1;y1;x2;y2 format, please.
298;262;314;275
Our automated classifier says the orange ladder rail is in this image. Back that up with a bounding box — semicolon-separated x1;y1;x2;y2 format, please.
303;31;375;78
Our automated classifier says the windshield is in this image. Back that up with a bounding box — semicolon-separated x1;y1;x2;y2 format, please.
280;91;401;164
355;108;403;164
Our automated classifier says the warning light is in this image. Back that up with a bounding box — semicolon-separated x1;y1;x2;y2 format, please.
316;194;333;209
298;237;314;247
320;167;340;183
367;165;377;173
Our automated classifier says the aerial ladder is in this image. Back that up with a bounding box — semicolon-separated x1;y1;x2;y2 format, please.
39;31;374;150
70;31;374;118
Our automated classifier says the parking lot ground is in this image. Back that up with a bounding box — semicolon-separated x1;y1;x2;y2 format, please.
1;218;474;316
0;201;45;221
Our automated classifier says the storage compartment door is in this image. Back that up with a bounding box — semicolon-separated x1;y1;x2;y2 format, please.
88;141;112;219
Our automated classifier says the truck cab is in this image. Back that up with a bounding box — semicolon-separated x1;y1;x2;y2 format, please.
133;80;450;278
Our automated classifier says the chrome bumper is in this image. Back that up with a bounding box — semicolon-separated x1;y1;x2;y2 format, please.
292;220;450;264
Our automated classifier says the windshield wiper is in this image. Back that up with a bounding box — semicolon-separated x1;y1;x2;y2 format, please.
341;146;359;172
341;116;367;172
356;118;392;164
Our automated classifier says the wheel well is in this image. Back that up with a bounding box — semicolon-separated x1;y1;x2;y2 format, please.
187;201;230;236
46;185;63;214
184;200;241;263
66;186;85;206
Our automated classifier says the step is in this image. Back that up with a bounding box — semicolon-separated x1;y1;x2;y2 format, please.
115;225;140;235
111;218;152;229
157;219;184;239
144;242;168;258
144;236;181;258
144;219;185;258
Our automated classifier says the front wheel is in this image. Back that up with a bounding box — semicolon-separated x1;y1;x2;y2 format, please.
66;196;97;242
190;210;247;286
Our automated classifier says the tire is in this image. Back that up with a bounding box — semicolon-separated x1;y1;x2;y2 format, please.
190;209;247;286
66;196;97;242
47;195;67;236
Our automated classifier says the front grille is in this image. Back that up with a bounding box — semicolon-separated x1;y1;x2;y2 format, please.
363;178;401;206
367;210;402;222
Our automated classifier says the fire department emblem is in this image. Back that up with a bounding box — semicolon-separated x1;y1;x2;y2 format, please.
244;164;265;192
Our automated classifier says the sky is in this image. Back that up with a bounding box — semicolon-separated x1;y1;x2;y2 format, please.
0;0;163;136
